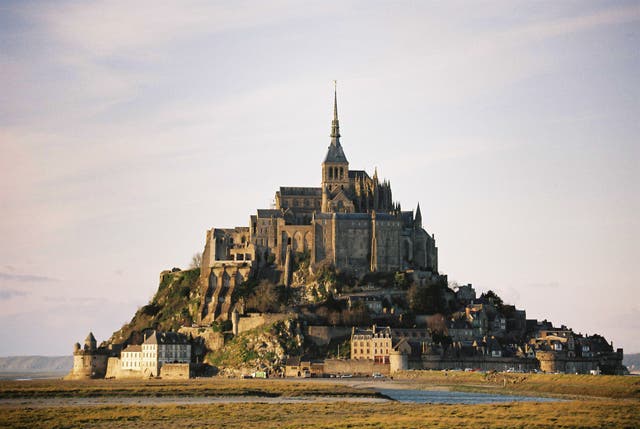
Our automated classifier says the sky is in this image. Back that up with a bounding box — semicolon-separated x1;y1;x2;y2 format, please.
1;0;639;356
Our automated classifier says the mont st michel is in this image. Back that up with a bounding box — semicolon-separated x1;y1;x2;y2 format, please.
2;3;639;427
65;87;625;382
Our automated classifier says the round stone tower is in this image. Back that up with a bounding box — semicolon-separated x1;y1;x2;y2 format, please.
389;351;408;374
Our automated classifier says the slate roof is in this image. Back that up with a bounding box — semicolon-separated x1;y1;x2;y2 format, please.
143;331;190;345
256;209;283;218
323;142;349;163
123;345;142;352
279;187;322;196
348;170;370;180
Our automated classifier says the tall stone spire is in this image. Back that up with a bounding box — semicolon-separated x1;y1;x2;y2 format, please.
330;80;340;141
323;80;348;163
415;202;422;229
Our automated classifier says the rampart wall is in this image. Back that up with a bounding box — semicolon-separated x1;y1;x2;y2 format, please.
305;326;351;346
236;313;297;334
323;359;390;376
160;363;192;379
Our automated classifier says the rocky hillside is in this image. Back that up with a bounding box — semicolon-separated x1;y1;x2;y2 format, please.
107;268;201;346
206;319;303;376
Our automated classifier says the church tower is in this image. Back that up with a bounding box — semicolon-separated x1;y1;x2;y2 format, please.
322;82;350;212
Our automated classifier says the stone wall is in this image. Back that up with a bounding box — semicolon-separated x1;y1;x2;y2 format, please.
236;313;297;334
179;327;225;351
104;357;147;379
421;355;539;372
536;351;602;374
323;359;390;376
389;352;408;373
333;216;372;272
160;363;192;379
199;263;252;323
305;326;351;346
104;357;120;379
65;352;109;379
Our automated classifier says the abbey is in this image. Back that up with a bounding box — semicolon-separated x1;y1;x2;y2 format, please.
199;87;438;322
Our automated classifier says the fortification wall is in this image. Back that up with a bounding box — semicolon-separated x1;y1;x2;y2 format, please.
179;327;225;351
389;352;408;373
421;355;539;372
536;351;602;374
237;313;296;334
104;357;120;379
104;357;147;379
305;326;351;346
65;352;108;379
323;359;390;376
161;363;192;379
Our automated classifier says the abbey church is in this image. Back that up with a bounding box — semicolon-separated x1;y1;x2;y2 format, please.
199;88;439;322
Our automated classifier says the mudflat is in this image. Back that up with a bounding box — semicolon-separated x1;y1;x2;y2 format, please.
1;375;638;428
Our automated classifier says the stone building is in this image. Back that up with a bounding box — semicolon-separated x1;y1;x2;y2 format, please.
351;326;393;363
65;332;109;379
120;344;142;373
350;325;429;364
140;331;191;377
199;86;439;322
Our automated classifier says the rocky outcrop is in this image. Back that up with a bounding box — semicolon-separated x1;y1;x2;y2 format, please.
207;319;303;376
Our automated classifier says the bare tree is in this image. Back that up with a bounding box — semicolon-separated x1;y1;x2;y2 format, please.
190;252;202;269
246;280;279;313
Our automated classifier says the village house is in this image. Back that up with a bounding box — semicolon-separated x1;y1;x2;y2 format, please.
140;331;191;377
120;345;142;372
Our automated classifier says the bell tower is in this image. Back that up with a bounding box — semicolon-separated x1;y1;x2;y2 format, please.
321;81;349;211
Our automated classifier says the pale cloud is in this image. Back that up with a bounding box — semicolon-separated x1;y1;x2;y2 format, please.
0;272;57;283
34;1;341;59
511;3;640;41
0;288;28;300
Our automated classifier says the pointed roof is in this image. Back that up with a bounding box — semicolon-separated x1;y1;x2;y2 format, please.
415;203;422;226
331;81;340;139
324;81;348;164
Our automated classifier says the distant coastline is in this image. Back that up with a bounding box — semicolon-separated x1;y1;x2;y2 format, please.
0;356;72;380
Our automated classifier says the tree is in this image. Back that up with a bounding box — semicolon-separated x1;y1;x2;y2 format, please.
246;280;279;313
427;313;448;335
408;282;448;315
190;252;203;269
481;290;504;310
